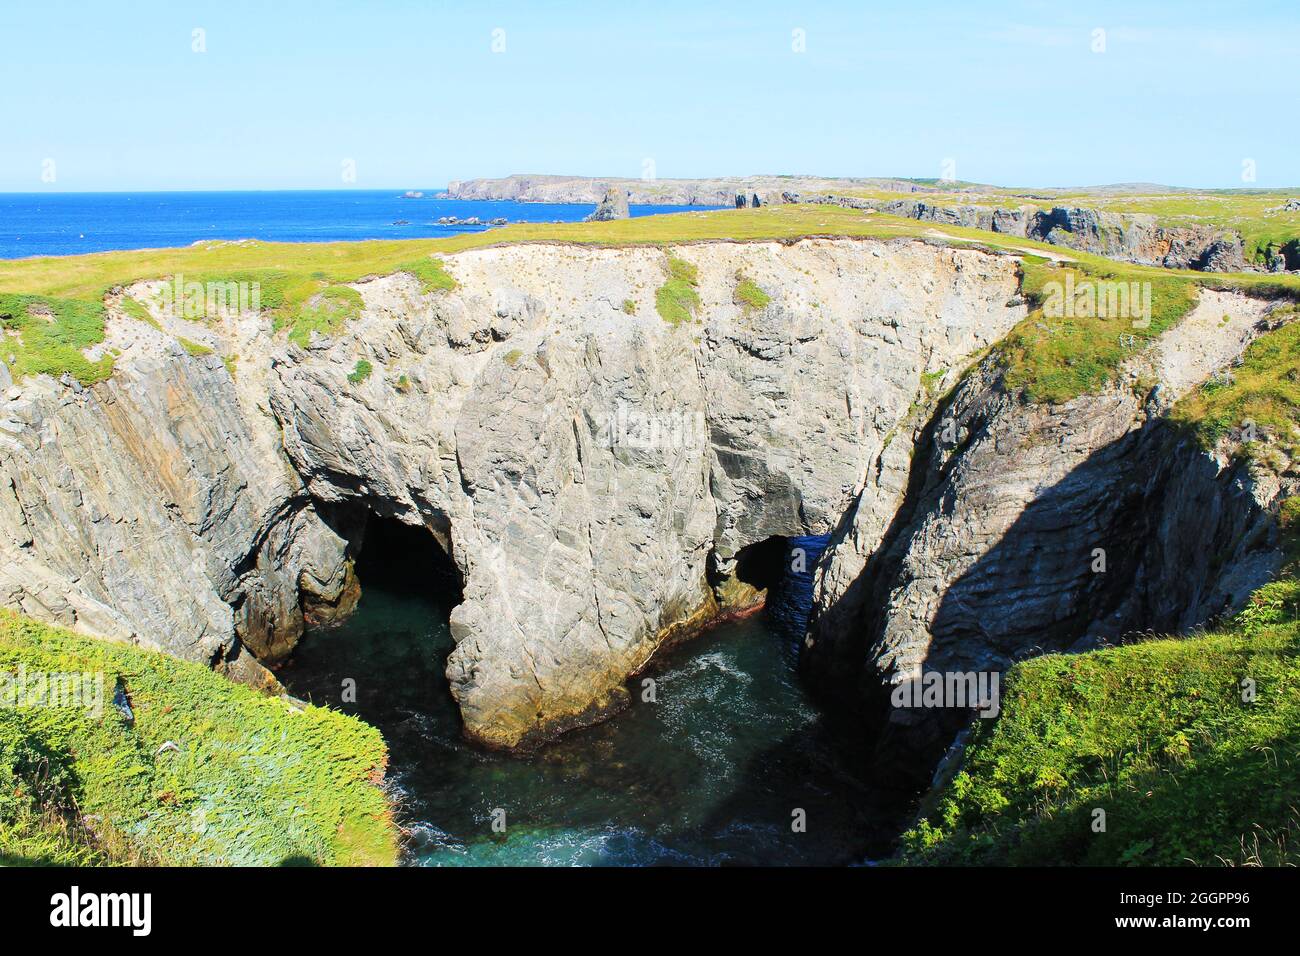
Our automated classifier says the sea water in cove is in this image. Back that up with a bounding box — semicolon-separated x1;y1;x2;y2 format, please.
280;530;893;866
0;190;720;259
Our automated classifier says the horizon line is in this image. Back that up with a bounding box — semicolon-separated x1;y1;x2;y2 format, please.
2;178;1299;196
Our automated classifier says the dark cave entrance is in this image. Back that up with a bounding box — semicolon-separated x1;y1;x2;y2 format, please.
730;535;790;594
1281;240;1300;273
278;505;464;741
279;515;899;865
341;509;462;603
721;533;834;653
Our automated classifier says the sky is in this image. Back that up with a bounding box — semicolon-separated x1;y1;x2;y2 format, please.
1;0;1296;192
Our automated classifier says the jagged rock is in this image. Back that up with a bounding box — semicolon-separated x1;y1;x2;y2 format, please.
803;196;1250;273
1199;239;1247;273
1266;243;1290;272
585;187;630;222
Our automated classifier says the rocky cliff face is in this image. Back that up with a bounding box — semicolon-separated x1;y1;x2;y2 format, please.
1;237;1286;762
805;289;1292;776
584;187;630;222
809;195;1251;272
442;174;933;207
0;237;1027;748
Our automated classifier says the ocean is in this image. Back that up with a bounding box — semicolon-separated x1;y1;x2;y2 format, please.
0;190;716;259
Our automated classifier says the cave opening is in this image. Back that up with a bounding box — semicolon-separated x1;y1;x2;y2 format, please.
343;509;462;603
278;513;894;865
1281;240;1300;273
723;532;834;653
277;506;465;798
730;534;790;594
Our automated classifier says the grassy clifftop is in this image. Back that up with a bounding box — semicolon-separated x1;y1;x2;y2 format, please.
0;612;397;866
903;270;1300;867
996;258;1202;404
2;204;1298;396
900;579;1300;866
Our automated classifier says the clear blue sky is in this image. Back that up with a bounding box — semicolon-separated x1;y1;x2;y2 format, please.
2;0;1296;191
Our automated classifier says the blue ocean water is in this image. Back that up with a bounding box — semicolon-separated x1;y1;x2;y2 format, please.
0;190;717;259
769;533;834;655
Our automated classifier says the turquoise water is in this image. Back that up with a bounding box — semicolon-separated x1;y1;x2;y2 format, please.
280;584;890;866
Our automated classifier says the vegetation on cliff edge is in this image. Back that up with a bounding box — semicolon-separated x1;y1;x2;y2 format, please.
655;255;702;325
1171;304;1300;464
996;259;1202;404
0;612;397;866
841;185;1300;267
733;274;772;311
1;205;1298;388
0;293;115;386
900;575;1300;866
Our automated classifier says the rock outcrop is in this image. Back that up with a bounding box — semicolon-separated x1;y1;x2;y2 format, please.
584;187;630;222
805;195;1250;272
0;237;1027;749
805;289;1292;777
442;174;936;206
1;236;1286;764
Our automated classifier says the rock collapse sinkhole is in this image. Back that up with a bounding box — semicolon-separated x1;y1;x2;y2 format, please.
279;517;899;865
3;236;1294;864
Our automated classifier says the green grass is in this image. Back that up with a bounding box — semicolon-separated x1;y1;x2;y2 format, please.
398;256;457;294
0;252;454;380
1053;191;1300;267
733;274;772;311
996;259;1201;404
178;337;213;357
346;358;373;384
900;578;1300;866
2;205;1298;389
1171;305;1300;463
118;295;160;330
0;293;115;386
182;272;364;349
4;206;1298;304
0;207;892;302
0;611;398;866
655;255;702;325
921;367;949;396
